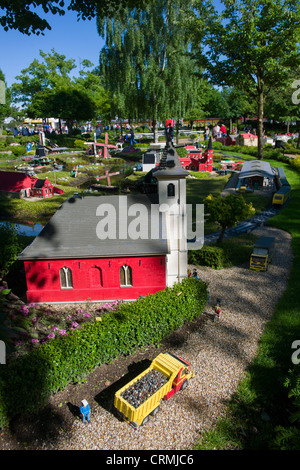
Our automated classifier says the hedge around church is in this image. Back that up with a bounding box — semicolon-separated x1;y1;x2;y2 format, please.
0;277;208;428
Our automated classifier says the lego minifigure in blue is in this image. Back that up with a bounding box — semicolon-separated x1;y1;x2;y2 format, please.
80;399;90;423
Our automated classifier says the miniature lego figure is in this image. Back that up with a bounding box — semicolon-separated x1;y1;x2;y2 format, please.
80;399;90;423
214;297;222;321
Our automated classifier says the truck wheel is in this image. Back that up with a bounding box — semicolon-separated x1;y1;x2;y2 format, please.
141;416;150;426
181;379;189;391
151;406;160;416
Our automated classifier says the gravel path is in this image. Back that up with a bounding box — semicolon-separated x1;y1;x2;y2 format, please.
41;225;292;451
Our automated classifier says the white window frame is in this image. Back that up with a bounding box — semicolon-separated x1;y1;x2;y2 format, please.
120;265;132;287
60;266;73;289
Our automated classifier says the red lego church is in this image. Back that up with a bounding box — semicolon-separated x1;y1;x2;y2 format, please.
179;138;213;172
18;142;189;304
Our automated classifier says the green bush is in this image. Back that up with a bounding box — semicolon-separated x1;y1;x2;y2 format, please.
176;147;188;158
0;277;207;428
0;224;23;274
74;139;86;149
11;145;27;157
5;136;14;145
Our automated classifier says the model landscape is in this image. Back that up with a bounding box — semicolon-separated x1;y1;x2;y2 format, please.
0;0;300;452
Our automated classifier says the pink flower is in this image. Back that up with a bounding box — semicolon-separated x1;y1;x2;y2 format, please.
47;333;55;339
84;312;91;318
31;338;39;343
58;329;67;336
19;305;29;315
71;321;79;329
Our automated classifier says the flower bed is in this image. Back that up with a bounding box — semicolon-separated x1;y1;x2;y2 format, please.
9;300;123;359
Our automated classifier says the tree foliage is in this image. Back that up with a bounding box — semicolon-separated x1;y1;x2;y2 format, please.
27;87;97;134
11;49;110;131
204;193;255;242
11;49;76;107
98;0;202;140
192;0;300;159
0;0;149;35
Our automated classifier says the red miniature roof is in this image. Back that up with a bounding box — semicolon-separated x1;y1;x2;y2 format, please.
240;133;258;139
0;171;36;192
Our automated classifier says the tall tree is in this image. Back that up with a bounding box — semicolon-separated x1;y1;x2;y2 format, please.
27;86;97;134
98;0;201;142
11;49;76;107
0;69;11;135
11;50;110;133
264;73;300;140
193;0;300;159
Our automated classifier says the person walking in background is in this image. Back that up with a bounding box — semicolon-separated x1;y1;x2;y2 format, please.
220;123;227;137
212;125;218;141
130;127;137;145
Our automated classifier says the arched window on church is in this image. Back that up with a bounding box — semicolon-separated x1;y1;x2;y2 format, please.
60;267;73;289
120;265;132;287
167;183;175;197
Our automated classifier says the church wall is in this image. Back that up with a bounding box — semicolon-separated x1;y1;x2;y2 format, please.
24;255;166;304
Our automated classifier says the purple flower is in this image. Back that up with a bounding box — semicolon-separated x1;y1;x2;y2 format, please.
31;338;39;343
58;329;67;336
84;312;91;318
19;305;29;315
47;333;55;339
71;321;79;329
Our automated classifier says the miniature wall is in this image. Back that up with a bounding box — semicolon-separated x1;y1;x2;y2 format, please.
24;255;166;303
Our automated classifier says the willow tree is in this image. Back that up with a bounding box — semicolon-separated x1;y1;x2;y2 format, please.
98;0;201;141
192;0;300;159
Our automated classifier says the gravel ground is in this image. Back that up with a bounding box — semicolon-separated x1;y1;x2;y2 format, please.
36;225;293;451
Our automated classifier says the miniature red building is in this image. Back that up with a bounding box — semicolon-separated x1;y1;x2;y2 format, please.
23;255;166;304
179;138;213;172
19;143;189;304
30;177;55;198
0;171;62;198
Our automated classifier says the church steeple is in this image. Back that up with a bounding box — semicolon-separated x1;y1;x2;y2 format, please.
152;142;189;287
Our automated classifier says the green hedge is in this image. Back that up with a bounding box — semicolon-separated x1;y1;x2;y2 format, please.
188;245;230;269
0;277;207;428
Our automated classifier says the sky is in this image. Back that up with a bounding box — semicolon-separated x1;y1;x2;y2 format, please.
0;9;105;88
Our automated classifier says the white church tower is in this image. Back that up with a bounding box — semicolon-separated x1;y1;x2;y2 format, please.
153;141;189;287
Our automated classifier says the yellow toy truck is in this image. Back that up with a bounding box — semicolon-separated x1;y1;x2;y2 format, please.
250;236;275;271
114;352;195;429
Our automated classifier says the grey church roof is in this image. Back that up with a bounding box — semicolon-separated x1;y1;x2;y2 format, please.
18;194;169;260
153;142;190;179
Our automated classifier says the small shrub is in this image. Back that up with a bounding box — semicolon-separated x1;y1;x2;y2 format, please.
188;245;229;269
11;146;27;157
